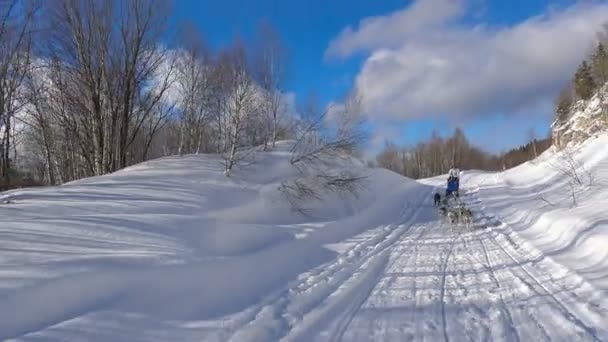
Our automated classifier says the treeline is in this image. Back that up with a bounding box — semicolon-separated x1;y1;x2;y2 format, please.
375;128;552;179
556;26;608;123
0;0;309;189
500;136;552;169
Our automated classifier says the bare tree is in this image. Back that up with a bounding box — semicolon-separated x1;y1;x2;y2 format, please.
549;146;595;207
42;0;118;176
215;40;259;176
280;91;368;214
37;0;175;179
376;140;401;174
110;0;176;170
254;20;288;150
22;60;64;185
174;24;214;155
290;94;365;168
0;0;39;189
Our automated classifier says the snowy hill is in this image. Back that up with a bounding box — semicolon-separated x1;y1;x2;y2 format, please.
1;138;607;341
0;142;424;340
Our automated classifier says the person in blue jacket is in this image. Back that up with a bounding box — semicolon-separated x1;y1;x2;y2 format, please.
446;167;460;198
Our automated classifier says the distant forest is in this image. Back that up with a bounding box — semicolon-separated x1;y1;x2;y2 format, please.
374;128;552;179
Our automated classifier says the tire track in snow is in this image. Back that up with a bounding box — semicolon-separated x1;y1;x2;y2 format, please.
453;188;521;341
476;230;521;342
339;195;486;342
488;230;602;342
227;198;427;341
481;232;552;342
283;207;427;342
441;219;499;342
326;223;429;342
409;224;424;340
467;185;564;341
407;222;450;341
439;223;457;342
336;222;431;342
314;251;390;342
466;182;559;341
225;203;419;337
385;223;430;341
466;183;603;341
490;212;608;332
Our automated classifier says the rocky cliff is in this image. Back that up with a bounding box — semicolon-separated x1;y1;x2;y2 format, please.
552;84;608;148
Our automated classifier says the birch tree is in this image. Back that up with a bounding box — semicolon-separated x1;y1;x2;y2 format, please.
216;40;259;176
42;0;175;176
0;0;38;189
254;20;287;149
175;25;214;155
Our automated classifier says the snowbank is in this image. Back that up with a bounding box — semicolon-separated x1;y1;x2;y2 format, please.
463;134;608;291
0;141;429;340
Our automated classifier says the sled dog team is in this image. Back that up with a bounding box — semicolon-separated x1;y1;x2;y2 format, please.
433;167;473;225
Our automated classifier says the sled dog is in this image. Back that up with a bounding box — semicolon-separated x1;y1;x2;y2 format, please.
434;192;441;207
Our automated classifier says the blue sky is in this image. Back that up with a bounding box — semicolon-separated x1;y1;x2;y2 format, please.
173;0;403;102
173;0;606;155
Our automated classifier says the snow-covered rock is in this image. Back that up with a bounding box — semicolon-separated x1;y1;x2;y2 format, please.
552;84;608;148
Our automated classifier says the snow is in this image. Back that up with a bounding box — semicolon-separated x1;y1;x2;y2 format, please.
1;138;607;341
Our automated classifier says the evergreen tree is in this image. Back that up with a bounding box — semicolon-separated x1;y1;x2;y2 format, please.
574;61;596;100
591;42;608;87
556;86;574;122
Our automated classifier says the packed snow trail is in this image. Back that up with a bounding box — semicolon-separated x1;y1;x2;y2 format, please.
222;187;606;341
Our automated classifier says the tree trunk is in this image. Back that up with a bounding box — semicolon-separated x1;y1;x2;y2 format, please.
178;121;185;155
119;93;131;170
3;116;11;188
272;113;277;148
41;123;57;185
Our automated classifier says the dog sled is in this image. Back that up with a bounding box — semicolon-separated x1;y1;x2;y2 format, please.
436;168;473;227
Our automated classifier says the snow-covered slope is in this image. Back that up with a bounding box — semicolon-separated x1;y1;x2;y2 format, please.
0;141;426;340
464;134;608;292
1;138;607;341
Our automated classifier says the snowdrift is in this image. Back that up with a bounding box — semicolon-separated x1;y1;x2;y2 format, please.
0;141;429;340
461;135;608;291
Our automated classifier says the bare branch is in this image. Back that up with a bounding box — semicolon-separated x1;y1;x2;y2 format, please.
280;91;368;214
549;146;595;207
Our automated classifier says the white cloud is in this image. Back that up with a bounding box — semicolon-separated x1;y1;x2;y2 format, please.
326;0;608;123
325;0;466;60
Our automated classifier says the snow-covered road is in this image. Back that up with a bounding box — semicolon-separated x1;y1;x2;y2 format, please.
225;187;606;341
